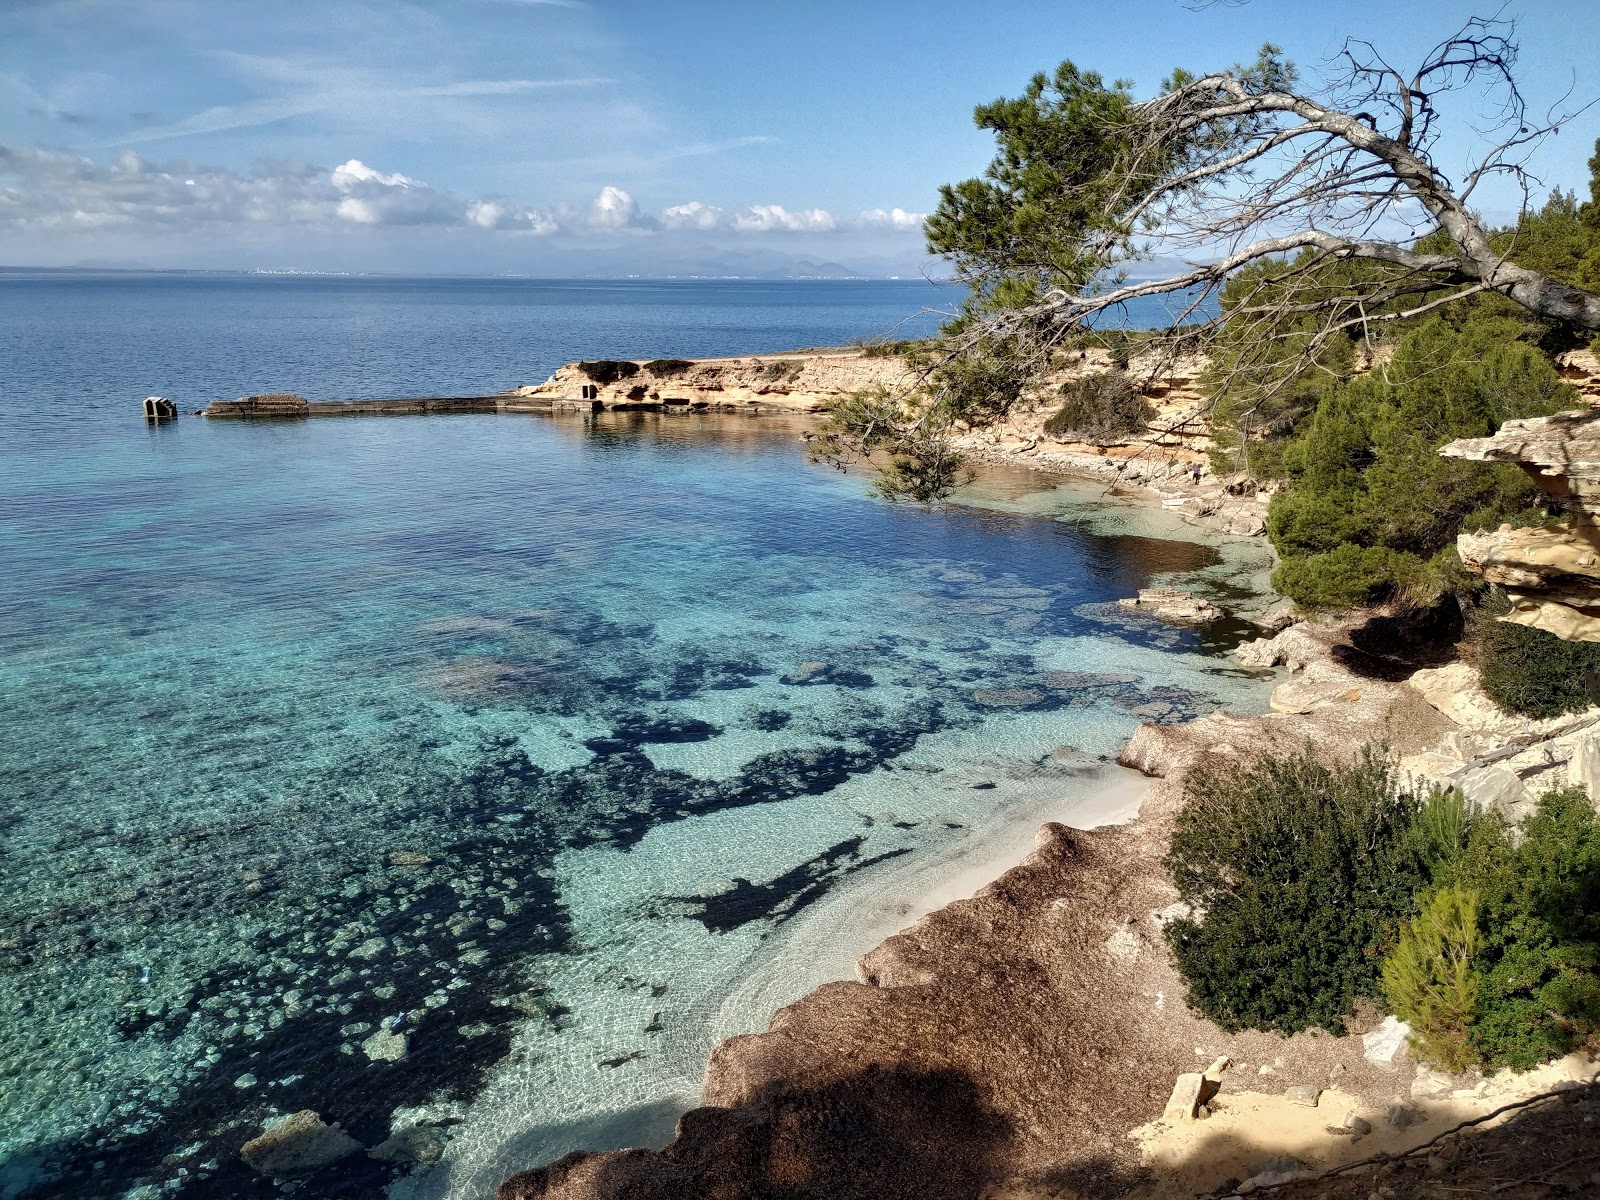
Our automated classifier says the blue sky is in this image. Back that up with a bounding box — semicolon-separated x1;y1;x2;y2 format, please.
3;0;1597;276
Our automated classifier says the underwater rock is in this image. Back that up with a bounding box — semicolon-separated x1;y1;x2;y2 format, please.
363;1028;409;1062
369;1124;446;1165
781;661;832;685
239;1110;362;1177
970;688;1047;709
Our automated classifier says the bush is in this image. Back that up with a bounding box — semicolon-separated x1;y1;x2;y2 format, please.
644;358;693;376
1426;788;1600;1070
1164;745;1431;1035
1042;370;1153;444
577;360;641;385
760;359;805;382
1269;543;1418;610
1471;595;1600;718
1262;318;1571;610
1381;886;1482;1071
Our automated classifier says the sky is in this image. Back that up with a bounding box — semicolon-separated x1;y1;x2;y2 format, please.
3;0;1598;277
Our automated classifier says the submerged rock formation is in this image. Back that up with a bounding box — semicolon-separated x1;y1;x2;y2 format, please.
1442;408;1600;640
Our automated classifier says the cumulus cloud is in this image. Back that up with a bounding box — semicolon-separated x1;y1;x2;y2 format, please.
732;204;837;233
0;146;925;248
588;185;640;230
331;159;420;189
858;206;926;231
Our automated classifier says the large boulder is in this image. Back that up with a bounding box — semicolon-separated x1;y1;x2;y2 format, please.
1116;587;1222;625
240;1110;362;1177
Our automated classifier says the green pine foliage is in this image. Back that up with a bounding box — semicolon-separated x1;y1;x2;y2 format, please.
1424;789;1600;1070
1163;745;1431;1035
1381;886;1482;1071
1265;317;1572;609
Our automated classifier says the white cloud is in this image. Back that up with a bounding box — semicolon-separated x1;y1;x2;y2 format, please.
858;206;926;231
588;184;639;230
331;159;420;189
659;200;725;231
335;196;381;224
732;204;837;233
0;145;925;247
466;198;559;233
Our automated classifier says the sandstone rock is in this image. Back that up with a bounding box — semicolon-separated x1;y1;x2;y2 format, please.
369;1124;447;1166
1342;1112;1373;1136
1249;1154;1306;1179
1252;602;1299;633
1116;587;1222;624
1411;1068;1454;1100
1569;734;1600;802
1362;1015;1412;1067
1270;666;1362;714
1443;411;1600;640
240;1110;362;1177
1163;1072;1210;1121
1284;1084;1321;1107
1386;1102;1425;1131
1407;663;1520;734
1231;624;1325;672
1459;765;1530;816
1233;636;1282;668
1104;927;1143;963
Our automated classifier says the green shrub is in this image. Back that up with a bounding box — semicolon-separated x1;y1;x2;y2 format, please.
1164;745;1431;1035
1471;592;1600;718
1269;543;1418;610
643;358;693;376
1427;788;1600;1070
1042;370;1152;444
1261;318;1572;610
759;359;805;382
577;360;641;385
1381;885;1482;1071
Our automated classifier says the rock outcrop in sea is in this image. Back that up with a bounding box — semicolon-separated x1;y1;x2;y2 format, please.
512;351;916;414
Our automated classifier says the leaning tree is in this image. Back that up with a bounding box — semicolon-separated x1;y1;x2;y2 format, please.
815;17;1600;498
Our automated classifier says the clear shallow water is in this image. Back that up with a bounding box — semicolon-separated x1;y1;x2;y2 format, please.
0;274;1272;1200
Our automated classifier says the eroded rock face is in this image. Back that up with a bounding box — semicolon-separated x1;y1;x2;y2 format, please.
1442;409;1600;640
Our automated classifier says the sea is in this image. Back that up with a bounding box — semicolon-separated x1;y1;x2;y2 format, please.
0;272;1273;1200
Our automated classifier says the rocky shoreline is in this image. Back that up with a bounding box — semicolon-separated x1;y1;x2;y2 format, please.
494;609;1598;1200
468;358;1599;1199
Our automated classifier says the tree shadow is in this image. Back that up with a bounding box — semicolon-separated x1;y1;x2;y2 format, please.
498;1065;1018;1200
1332;600;1464;681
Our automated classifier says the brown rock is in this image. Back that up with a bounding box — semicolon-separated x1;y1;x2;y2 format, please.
240;1110;362;1177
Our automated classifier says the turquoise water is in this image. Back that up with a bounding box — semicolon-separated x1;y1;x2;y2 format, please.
0;274;1271;1199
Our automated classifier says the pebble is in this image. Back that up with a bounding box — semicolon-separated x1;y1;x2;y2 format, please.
233;1074;257;1089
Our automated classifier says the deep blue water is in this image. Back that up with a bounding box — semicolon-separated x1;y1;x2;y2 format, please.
0;274;1268;1200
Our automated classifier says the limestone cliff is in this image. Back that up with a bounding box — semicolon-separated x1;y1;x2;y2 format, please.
1441;408;1600;641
